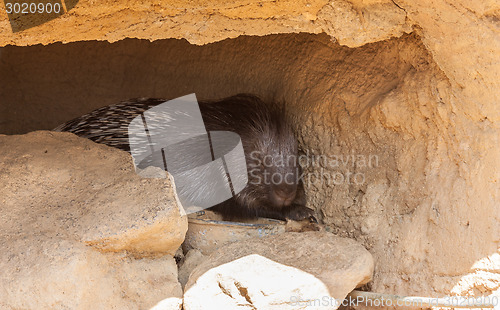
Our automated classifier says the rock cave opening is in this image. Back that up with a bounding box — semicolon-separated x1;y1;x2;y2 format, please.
1;31;497;300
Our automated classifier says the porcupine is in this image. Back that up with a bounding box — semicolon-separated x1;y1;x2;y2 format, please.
54;94;315;221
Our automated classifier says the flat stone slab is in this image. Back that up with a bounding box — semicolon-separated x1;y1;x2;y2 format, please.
184;231;374;309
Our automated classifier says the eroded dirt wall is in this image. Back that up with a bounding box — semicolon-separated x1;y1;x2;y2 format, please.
283;38;499;295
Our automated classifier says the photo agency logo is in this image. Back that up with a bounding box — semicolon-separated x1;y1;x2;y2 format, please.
4;0;79;32
128;94;248;215
247;151;379;188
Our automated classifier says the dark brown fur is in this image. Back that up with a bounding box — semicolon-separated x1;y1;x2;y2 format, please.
55;94;314;221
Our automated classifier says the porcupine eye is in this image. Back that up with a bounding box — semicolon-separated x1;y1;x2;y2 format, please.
246;151;266;187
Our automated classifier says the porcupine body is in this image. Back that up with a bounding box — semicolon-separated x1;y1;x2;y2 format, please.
54;94;314;221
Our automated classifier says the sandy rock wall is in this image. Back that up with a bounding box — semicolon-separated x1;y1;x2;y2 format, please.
0;0;410;47
1;0;498;122
0;0;499;303
287;40;499;296
394;0;500;122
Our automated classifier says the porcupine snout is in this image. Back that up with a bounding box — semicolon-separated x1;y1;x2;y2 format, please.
270;183;297;207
